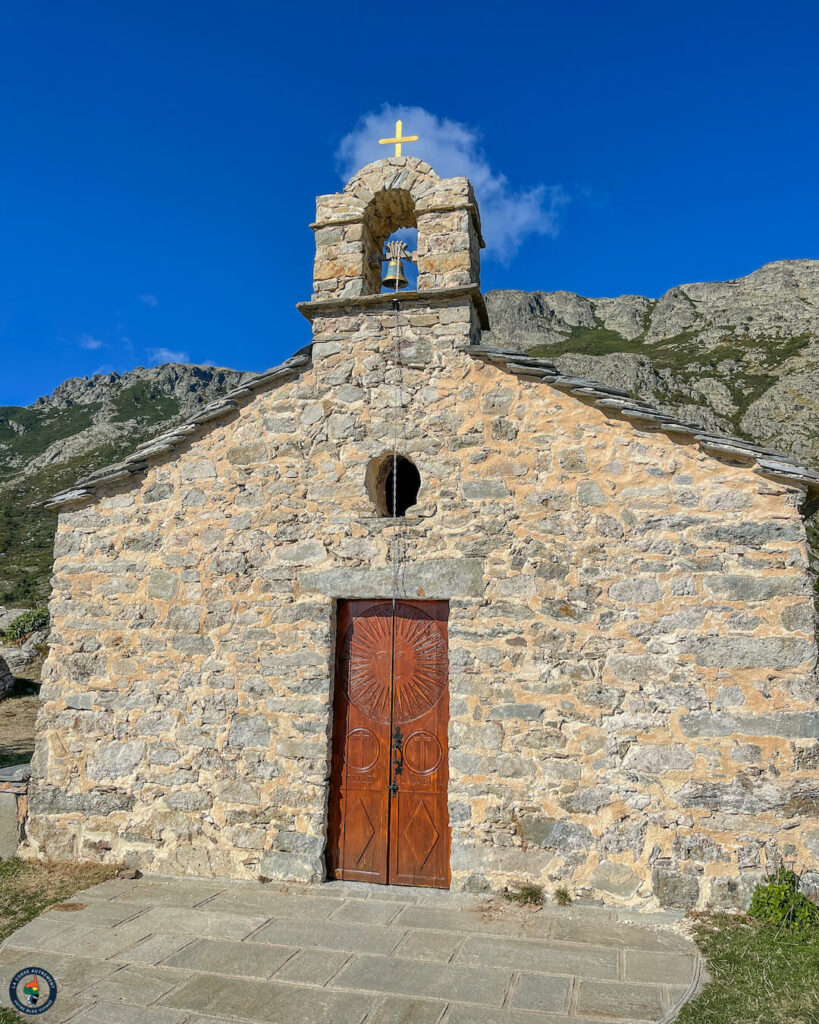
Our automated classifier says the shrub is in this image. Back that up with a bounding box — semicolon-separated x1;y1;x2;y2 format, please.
748;868;819;934
0;608;49;645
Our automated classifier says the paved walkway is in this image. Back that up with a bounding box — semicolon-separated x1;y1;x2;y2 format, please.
0;876;703;1024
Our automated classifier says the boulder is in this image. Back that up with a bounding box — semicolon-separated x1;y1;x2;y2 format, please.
0;656;14;699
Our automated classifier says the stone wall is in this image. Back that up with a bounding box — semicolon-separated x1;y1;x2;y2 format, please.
25;289;819;909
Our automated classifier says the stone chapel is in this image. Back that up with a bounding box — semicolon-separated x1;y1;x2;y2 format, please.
26;154;819;909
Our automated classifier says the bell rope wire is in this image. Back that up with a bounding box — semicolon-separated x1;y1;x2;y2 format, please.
392;266;401;610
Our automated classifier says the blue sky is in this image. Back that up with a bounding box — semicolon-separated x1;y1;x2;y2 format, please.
1;0;817;406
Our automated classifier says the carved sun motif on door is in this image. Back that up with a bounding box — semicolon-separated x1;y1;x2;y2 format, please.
344;604;448;724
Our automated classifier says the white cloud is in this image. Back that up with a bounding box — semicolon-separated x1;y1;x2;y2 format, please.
140;293;158;307
147;347;189;365
78;333;103;350
92;363;116;376
337;106;568;264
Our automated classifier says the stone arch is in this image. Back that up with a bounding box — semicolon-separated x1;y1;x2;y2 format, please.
311;156;483;299
360;188;417;295
343;157;440;206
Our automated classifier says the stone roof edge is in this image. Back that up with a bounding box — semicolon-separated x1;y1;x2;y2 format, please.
43;349;313;511
462;345;819;498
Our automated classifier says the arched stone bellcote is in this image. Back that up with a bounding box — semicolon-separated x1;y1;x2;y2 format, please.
309;156;485;299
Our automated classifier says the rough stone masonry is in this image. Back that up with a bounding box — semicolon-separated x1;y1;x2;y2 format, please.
25;156;819;911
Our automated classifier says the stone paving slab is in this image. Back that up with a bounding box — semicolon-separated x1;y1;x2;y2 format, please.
576;979;666;1020
393;928;463;962
367;995;446;1023
162;972;374;1023
0;947;120;997
202;889;343;919
330;898;405;925
332;953;513;1006
445;1010;653;1024
0;874;703;1023
111;881;227;908
76;963;185;1006
624;948;696;985
275;946;351;985
549;917;692;952
455;934;620;979
508;972;573;1013
251;917;408;955
72;1005;190;1024
134;905;270;939
111;933;196;965
164;936;298;978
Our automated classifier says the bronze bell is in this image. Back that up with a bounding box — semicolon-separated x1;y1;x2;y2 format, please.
382;257;409;290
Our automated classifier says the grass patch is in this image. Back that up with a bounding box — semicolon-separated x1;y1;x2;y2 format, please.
678;911;819;1024
554;886;572;907
0;858;120;1023
504;882;544;906
0;858;118;943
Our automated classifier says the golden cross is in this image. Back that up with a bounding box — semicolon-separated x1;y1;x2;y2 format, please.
378;119;419;158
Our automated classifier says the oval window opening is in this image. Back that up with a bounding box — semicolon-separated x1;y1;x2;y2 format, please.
366;454;422;517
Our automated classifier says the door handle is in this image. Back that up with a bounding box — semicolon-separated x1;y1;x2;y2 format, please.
392;726;404;776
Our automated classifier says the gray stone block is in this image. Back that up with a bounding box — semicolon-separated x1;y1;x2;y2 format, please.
678;636;814;669
487;703;544;721
0;792;19;859
707;873;764;910
28;785;134;815
259;849;324;883
520;816;594;851
653;869;700;909
680;711;819;739
621;744;694;772
228;714;271;749
87;741;145;780
299;558;484;599
704;574;805;601
589;861;641;898
146;569;179;600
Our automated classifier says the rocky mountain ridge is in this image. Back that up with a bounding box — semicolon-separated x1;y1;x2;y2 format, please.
0;363;247;605
485;259;819;465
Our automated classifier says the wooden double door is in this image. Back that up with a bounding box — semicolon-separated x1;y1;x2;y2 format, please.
327;600;450;888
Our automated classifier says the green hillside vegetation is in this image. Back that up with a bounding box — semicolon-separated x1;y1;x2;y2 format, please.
0;403;101;463
111;381;182;423
0;390;191;605
0;442;132;605
0;364;247;607
530;320;814;438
